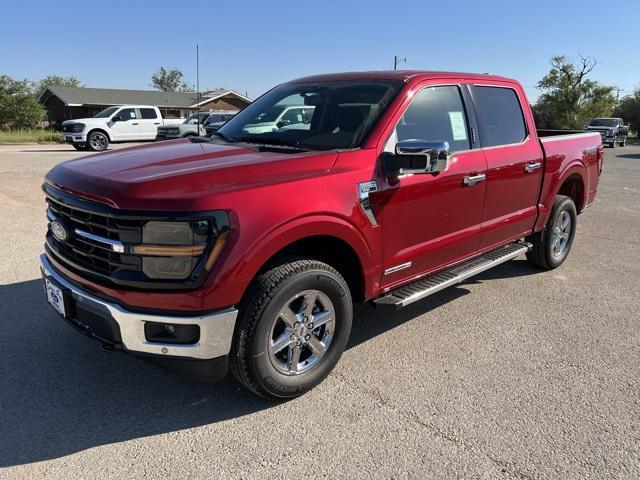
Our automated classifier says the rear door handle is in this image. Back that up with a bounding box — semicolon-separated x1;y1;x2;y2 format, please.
524;161;542;173
463;173;486;186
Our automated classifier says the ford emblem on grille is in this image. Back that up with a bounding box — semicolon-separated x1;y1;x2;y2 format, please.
50;221;69;242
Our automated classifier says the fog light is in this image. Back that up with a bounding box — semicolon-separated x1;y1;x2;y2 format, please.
144;322;200;344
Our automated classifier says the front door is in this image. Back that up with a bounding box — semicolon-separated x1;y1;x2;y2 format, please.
379;84;487;288
110;107;140;140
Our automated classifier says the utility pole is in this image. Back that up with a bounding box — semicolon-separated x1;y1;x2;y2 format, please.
393;55;407;70
196;44;200;135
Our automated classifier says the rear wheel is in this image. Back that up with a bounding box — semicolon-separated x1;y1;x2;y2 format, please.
230;259;353;399
526;195;577;270
87;131;109;151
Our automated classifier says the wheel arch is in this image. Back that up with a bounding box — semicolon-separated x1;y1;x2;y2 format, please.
87;127;111;142
231;216;375;303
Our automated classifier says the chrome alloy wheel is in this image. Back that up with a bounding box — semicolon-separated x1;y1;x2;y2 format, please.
551;210;572;257
90;133;108;150
268;289;336;376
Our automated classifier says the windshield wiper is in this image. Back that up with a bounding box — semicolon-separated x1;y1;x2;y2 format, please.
237;136;310;150
212;131;236;143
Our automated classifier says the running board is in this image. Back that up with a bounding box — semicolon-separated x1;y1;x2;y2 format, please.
374;242;532;309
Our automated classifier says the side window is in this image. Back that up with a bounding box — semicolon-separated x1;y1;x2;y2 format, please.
472;86;526;147
389;85;471;153
118;108;137;120
140;108;158;119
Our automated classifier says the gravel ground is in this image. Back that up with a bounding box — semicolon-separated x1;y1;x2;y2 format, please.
0;143;638;479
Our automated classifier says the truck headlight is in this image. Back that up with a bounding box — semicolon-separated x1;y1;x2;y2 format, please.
71;123;85;133
133;218;229;280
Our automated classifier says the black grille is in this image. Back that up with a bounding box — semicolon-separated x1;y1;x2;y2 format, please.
46;195;143;277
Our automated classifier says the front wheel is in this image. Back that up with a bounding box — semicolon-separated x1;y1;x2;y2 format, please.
230;259;353;399
526;195;577;270
87;131;109;151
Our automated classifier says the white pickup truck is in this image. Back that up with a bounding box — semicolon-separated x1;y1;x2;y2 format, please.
61;106;183;151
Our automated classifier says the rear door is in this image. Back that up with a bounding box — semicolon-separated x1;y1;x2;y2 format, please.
139;107;161;139
379;83;487;287
469;84;543;249
110;107;141;140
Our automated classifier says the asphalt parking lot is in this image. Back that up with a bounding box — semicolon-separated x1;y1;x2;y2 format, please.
0;142;638;479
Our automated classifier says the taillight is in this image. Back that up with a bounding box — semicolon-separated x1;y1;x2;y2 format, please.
596;145;604;175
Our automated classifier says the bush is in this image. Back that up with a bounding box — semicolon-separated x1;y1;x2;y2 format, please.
0;129;63;144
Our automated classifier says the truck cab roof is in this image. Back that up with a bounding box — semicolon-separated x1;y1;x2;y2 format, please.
290;70;515;84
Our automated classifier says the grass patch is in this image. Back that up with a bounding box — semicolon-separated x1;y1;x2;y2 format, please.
0;129;63;144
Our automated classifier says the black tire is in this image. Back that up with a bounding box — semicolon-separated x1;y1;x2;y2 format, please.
526;195;577;270
72;143;87;151
620;139;626;147
87;131;109;151
609;141;616;148
230;258;353;399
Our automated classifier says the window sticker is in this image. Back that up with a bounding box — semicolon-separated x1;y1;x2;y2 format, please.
448;111;468;141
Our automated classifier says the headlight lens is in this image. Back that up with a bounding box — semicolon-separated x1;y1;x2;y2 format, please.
71;123;85;133
135;219;228;281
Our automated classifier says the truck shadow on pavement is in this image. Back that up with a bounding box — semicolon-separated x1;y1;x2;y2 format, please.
0;259;537;467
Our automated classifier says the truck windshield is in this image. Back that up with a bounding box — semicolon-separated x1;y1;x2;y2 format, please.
589;119;617;127
93;107;119;118
216;80;402;150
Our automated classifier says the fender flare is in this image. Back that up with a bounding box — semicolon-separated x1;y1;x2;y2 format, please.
229;214;376;290
551;161;589;211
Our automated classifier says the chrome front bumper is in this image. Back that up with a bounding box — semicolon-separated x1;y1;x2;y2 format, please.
40;254;238;360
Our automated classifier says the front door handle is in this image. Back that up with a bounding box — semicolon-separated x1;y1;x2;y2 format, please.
524;161;542;173
154;122;161;125
131;122;139;125
463;173;486;186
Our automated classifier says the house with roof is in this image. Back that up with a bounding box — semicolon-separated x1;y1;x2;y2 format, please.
38;86;251;126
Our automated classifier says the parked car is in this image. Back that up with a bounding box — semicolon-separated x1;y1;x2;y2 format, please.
204;112;237;137
61;106;183;152
242;105;315;134
584;117;629;147
41;71;603;399
156;111;238;141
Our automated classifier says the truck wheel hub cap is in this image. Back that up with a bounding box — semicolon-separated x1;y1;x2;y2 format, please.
268;289;336;376
551;210;572;257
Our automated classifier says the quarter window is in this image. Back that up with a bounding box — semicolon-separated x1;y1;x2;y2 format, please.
388;85;471;153
140;108;158;119
472;86;526;147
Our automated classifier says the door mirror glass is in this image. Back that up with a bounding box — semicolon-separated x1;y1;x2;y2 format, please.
112;115;122;122
383;140;450;177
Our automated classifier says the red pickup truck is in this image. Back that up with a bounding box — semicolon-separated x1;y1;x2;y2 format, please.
40;71;603;399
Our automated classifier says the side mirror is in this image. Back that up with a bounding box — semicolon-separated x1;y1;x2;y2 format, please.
383;140;450;178
111;115;122;123
625;122;630;127
276;119;291;128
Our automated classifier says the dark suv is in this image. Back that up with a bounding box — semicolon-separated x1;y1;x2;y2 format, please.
585;118;629;147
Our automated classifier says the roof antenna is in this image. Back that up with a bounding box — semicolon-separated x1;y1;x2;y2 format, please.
393;55;407;70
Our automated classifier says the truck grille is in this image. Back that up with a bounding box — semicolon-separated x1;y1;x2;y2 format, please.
45;194;144;278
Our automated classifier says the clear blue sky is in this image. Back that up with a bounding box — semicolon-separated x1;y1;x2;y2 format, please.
1;0;638;101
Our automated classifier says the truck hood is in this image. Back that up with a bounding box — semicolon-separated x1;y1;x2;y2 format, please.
45;139;338;210
62;118;107;125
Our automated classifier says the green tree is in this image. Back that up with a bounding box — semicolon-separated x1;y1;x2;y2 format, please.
613;87;640;134
533;55;616;129
151;67;189;92
0;75;44;129
35;75;83;95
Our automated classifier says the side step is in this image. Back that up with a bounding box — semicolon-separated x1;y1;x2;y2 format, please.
374;241;532;309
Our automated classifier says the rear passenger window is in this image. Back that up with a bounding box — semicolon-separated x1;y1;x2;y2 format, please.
472;86;527;147
140;108;158;119
389;85;470;153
